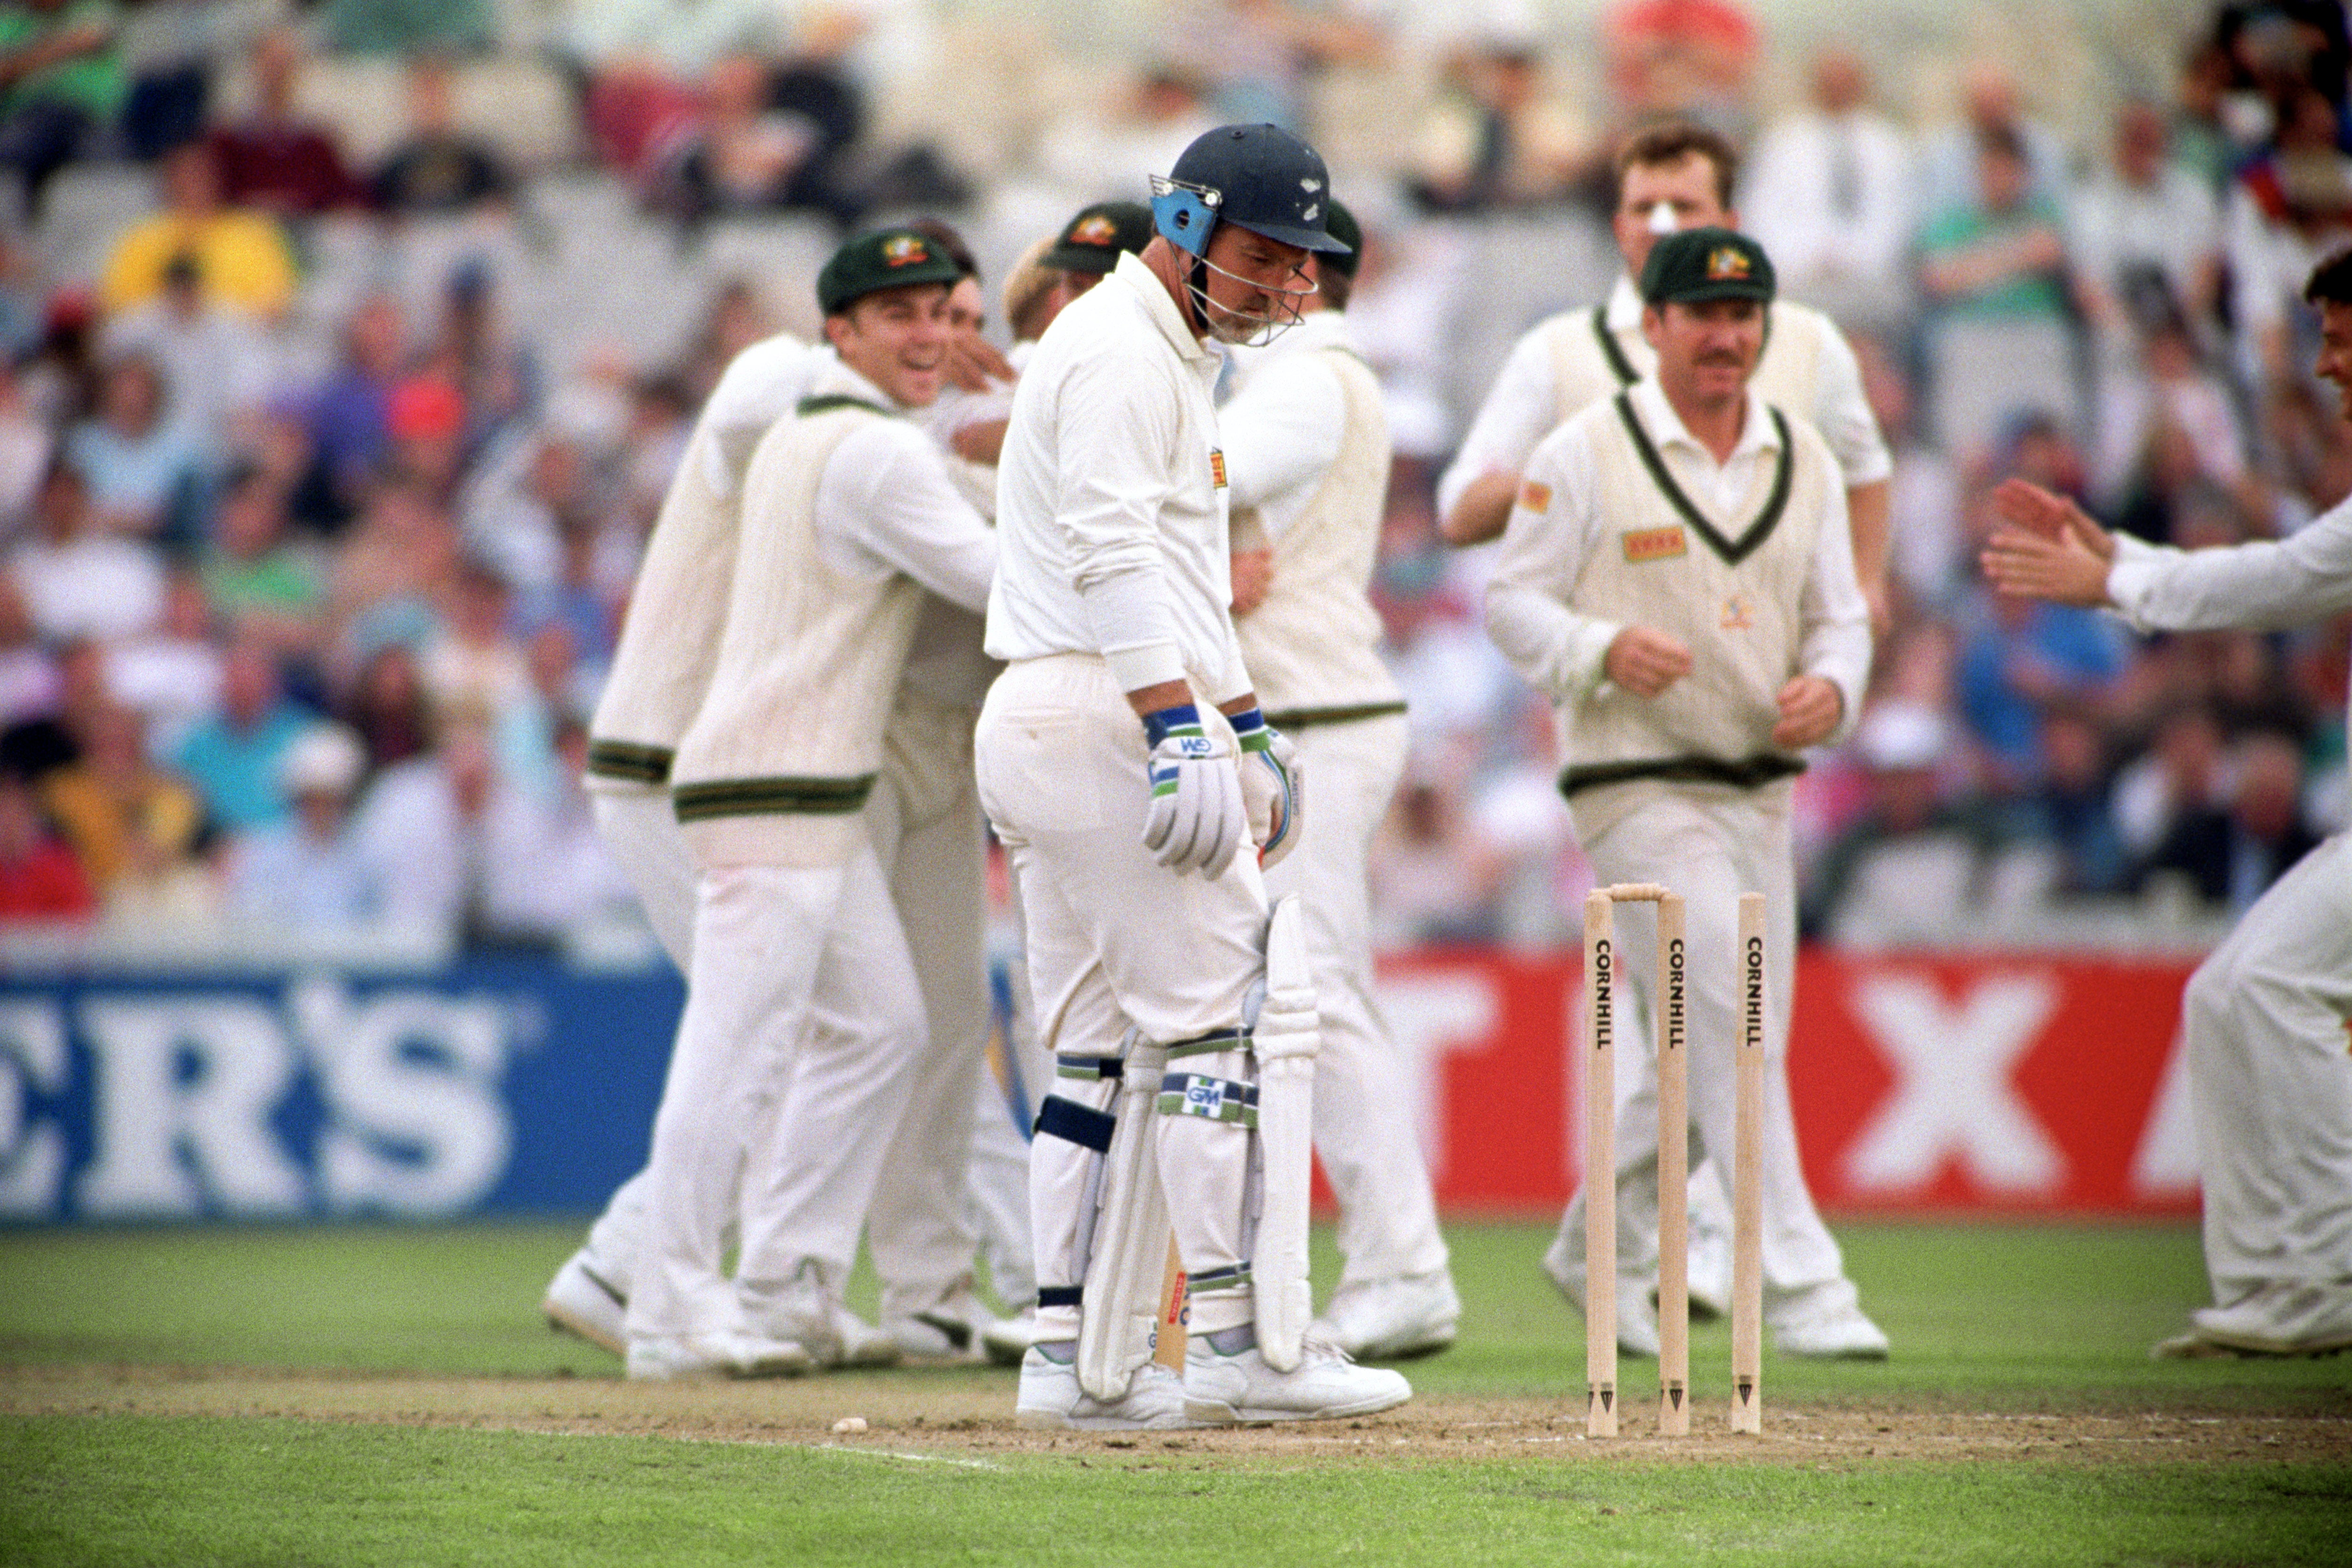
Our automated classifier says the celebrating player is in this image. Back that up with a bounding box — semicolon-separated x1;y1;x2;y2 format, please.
623;228;1000;1378
978;122;1411;1428
1981;251;2352;1360
542;324;829;1365
1441;118;1895;1318
1485;227;1889;1362
1219;199;1460;1360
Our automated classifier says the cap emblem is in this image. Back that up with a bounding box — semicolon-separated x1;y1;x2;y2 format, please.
1706;246;1752;282
882;235;930;267
1070;215;1117;245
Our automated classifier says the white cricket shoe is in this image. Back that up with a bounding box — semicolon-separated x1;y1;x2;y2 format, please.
2190;1282;2352;1355
1313;1270;1462;1360
624;1330;812;1381
980;1305;1045;1368
1541;1234;1661;1357
1014;1345;1197;1430
740;1261;903;1369
542;1251;627;1357
1183;1326;1413;1425
885;1279;1002;1362
1769;1284;1890;1360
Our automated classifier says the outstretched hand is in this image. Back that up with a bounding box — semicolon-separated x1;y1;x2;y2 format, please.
1980;479;2117;608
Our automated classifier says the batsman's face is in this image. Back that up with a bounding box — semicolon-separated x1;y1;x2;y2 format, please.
2316;302;2352;422
1646;298;1764;405
1614;155;1732;277
828;283;954;407
1198;226;1314;345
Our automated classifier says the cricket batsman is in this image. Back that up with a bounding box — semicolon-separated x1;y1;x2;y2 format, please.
977;122;1413;1428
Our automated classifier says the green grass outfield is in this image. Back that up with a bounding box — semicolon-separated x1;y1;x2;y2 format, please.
2;1219;2347;1566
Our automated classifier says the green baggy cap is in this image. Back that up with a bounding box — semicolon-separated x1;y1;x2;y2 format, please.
1640;227;1776;307
818;227;968;315
1043;201;1154;275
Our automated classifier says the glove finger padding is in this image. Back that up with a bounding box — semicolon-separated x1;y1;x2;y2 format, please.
1140;707;1246;878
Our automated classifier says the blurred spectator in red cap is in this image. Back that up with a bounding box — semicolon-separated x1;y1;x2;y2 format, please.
383;373;469;503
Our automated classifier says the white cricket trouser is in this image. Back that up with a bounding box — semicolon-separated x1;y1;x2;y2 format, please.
1262;713;1449;1285
630;846;927;1338
1553;783;1856;1312
581;788;700;1297
2180;829;2352;1302
861;689;1017;1321
976;653;1271;1339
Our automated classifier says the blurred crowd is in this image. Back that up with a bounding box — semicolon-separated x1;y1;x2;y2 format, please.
0;0;2341;953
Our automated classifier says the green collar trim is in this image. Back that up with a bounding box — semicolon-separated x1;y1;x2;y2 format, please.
796;394;895;418
1612;392;1793;567
1593;306;1640;387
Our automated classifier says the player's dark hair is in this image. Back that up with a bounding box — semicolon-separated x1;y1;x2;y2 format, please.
904;217;979;281
1317;261;1353;311
1616;121;1739;208
2302;245;2352;307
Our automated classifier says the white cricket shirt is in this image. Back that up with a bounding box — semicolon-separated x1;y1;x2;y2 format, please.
986;250;1250;702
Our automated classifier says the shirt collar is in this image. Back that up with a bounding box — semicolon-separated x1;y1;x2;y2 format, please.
1629;374;1780;461
808;356;905;413
1112;248;1223;368
1605;273;1645;331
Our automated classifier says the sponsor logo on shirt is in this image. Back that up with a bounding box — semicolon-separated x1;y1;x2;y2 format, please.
1210;450;1228;489
1519;479;1552;512
1622;524;1687;562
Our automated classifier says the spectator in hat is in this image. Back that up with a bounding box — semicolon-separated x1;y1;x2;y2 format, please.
223;721;377;927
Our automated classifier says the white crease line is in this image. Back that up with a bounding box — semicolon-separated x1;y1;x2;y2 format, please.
811;1442;1002;1471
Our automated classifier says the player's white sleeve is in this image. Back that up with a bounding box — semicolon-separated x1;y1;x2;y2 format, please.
1482;432;1620;705
1054;350;1192;691
1807;321;1893;489
1219;350;1343;537
1436;325;1559;520
1796;474;1872;742
2106;497;2352;633
820;421;999;613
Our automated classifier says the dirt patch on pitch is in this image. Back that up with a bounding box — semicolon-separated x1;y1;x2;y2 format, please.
5;1362;2348;1469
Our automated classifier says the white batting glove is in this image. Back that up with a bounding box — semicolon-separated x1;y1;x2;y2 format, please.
1139;704;1246;877
1229;707;1304;868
